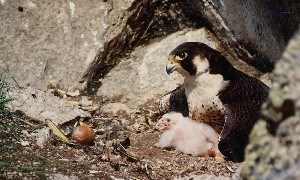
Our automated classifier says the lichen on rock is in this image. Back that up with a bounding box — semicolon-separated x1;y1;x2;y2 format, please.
240;27;300;179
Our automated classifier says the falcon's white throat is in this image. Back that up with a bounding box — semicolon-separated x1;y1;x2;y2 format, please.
183;57;229;124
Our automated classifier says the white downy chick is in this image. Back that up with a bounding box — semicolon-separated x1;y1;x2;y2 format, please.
156;112;220;157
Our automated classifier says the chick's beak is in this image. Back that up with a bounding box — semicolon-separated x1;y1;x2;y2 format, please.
156;121;170;132
166;55;179;75
155;117;171;132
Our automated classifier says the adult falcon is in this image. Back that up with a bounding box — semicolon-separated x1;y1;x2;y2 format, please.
165;42;269;162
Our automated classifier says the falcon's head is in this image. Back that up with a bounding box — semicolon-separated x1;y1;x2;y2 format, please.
166;42;235;79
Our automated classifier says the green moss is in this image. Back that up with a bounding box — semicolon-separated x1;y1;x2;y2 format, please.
1;153;47;178
0;78;48;178
20;166;46;178
0;161;8;169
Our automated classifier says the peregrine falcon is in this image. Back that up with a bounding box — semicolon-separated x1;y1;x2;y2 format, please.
165;42;269;162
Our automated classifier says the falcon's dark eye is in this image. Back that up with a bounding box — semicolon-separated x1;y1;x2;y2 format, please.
175;52;188;60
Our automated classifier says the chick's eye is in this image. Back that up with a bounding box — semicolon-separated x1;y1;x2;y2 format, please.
175;52;188;60
167;118;171;122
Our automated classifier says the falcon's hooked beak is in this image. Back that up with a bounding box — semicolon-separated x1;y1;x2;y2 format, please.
166;55;180;75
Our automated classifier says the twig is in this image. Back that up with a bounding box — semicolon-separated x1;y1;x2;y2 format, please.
10;77;22;89
226;165;235;173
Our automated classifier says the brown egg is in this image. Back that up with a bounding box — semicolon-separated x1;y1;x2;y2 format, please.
72;124;95;145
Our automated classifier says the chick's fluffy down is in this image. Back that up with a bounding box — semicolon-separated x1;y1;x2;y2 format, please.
157;112;219;156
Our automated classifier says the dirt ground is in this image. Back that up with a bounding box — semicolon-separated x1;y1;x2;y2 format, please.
0;97;240;179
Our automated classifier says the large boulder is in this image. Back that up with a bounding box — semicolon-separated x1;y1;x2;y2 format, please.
97;29;219;112
240;28;300;179
1;0;299;95
0;0;108;91
82;1;300;92
189;0;286;72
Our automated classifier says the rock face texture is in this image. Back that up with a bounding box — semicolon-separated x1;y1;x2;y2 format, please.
190;0;286;72
0;0;108;91
240;28;300;179
7;86;91;125
1;0;299;94
97;29;218;112
82;0;300;93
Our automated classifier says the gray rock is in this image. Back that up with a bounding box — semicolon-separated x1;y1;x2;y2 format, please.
35;127;50;148
47;173;79;180
97;28;219;112
190;0;286;72
271;161;300;180
175;174;230;180
240;27;300;179
82;0;296;92
7;86;91;125
0;0;109;91
1;0;291;94
99;102;134;116
81;0;162;90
